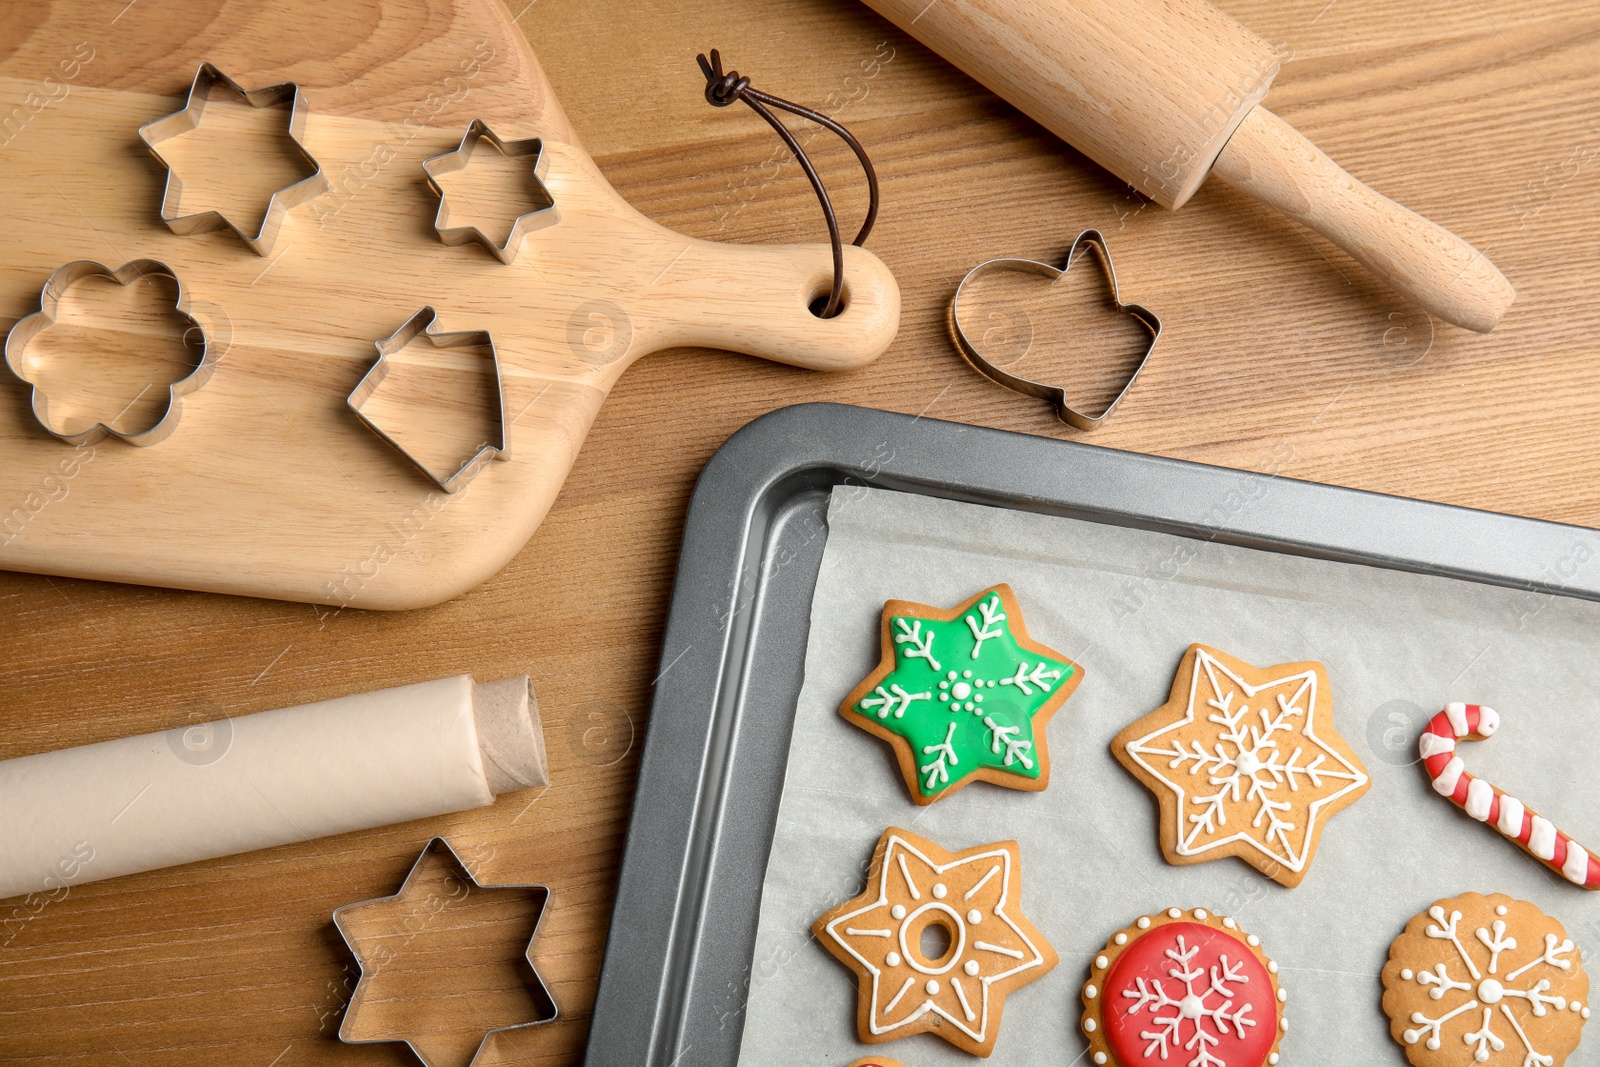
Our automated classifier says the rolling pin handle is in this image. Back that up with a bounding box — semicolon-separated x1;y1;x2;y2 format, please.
1212;106;1515;333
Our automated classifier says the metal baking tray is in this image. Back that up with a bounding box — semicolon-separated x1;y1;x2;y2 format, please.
584;402;1600;1066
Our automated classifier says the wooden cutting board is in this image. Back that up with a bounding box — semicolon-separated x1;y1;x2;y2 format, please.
0;0;899;609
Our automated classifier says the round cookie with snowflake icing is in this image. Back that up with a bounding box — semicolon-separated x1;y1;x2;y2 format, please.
840;585;1083;805
1382;893;1589;1067
1081;907;1287;1067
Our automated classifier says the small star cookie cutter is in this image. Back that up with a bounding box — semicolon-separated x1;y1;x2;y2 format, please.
331;837;558;1067
3;259;218;447
138;61;329;257
950;228;1161;431
422;119;560;264
347;306;510;494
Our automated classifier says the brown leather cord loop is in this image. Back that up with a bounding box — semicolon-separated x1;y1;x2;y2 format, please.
697;49;879;319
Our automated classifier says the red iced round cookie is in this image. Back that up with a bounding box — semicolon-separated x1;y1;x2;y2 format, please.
1082;908;1286;1067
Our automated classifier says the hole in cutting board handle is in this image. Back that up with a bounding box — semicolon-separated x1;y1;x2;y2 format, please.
807;282;850;319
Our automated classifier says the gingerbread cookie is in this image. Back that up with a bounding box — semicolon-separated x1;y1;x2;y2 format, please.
840;585;1082;805
845;1059;907;1067
1421;703;1600;888
1382;893;1589;1066
1080;907;1286;1067
1113;644;1370;888
814;827;1057;1057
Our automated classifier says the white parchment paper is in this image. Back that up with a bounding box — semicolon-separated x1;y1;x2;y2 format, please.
735;487;1600;1066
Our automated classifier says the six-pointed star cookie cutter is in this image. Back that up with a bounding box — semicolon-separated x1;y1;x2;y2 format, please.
138;61;329;257
331;837;558;1067
347;306;511;493
3;259;219;447
950;228;1161;431
422;119;560;264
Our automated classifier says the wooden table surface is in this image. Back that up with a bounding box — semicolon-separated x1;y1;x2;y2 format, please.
2;0;1597;1063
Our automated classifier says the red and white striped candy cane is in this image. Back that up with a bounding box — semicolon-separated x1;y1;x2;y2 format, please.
1421;701;1600;889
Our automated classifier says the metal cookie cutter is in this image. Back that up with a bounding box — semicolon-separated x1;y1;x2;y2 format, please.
332;837;558;1066
347;306;510;493
138;62;329;257
950;228;1161;431
4;259;219;447
422;119;560;264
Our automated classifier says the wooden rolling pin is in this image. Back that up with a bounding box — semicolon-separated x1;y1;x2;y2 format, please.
0;675;546;901
864;0;1514;331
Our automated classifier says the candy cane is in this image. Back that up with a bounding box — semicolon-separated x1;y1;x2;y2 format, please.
1421;702;1600;889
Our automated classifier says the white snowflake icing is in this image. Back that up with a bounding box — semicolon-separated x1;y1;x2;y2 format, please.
920;722;960;790
864;592;1073;795
1123;651;1368;873
860;683;930;720
1403;905;1579;1066
966;594;1006;657
894;618;941;671
984;716;1034;769
1119;931;1258;1067
1001;660;1062;695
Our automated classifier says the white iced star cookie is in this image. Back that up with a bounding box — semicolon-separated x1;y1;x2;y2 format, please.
1113;643;1370;888
814;827;1056;1057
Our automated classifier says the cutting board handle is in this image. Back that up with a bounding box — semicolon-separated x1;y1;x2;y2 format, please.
644;238;901;371
1213;106;1515;333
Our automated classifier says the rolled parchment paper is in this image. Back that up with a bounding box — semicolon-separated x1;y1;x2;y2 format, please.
0;674;547;901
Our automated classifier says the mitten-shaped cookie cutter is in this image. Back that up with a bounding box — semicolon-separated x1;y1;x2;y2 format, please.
3;259;218;447
138;62;328;257
950;229;1161;431
347;306;510;493
421;119;560;264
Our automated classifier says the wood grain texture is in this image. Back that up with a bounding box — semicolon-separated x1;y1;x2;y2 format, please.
2;0;1599;1064
1213;105;1516;331
859;0;1515;330
858;0;1280;208
0;0;899;609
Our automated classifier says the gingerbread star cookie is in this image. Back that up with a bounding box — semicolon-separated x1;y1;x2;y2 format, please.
814;827;1057;1057
1113;644;1370;888
1081;907;1287;1067
1382;893;1589;1067
841;585;1082;805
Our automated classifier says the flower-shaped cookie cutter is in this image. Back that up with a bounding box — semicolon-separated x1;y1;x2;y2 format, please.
138;62;329;257
422;119;560;264
331;837;558;1067
4;259;219;447
347;306;511;493
950;228;1162;431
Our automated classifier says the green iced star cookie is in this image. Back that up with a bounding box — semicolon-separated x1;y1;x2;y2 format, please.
840;584;1083;804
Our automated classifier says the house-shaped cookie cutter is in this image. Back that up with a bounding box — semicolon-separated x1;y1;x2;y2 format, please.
347;306;511;493
3;259;219;447
138;62;329;257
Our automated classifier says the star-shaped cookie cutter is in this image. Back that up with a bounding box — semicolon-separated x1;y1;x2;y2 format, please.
950;228;1161;431
331;837;558;1067
347;306;511;494
422;119;560;264
3;259;219;447
138;62;329;257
